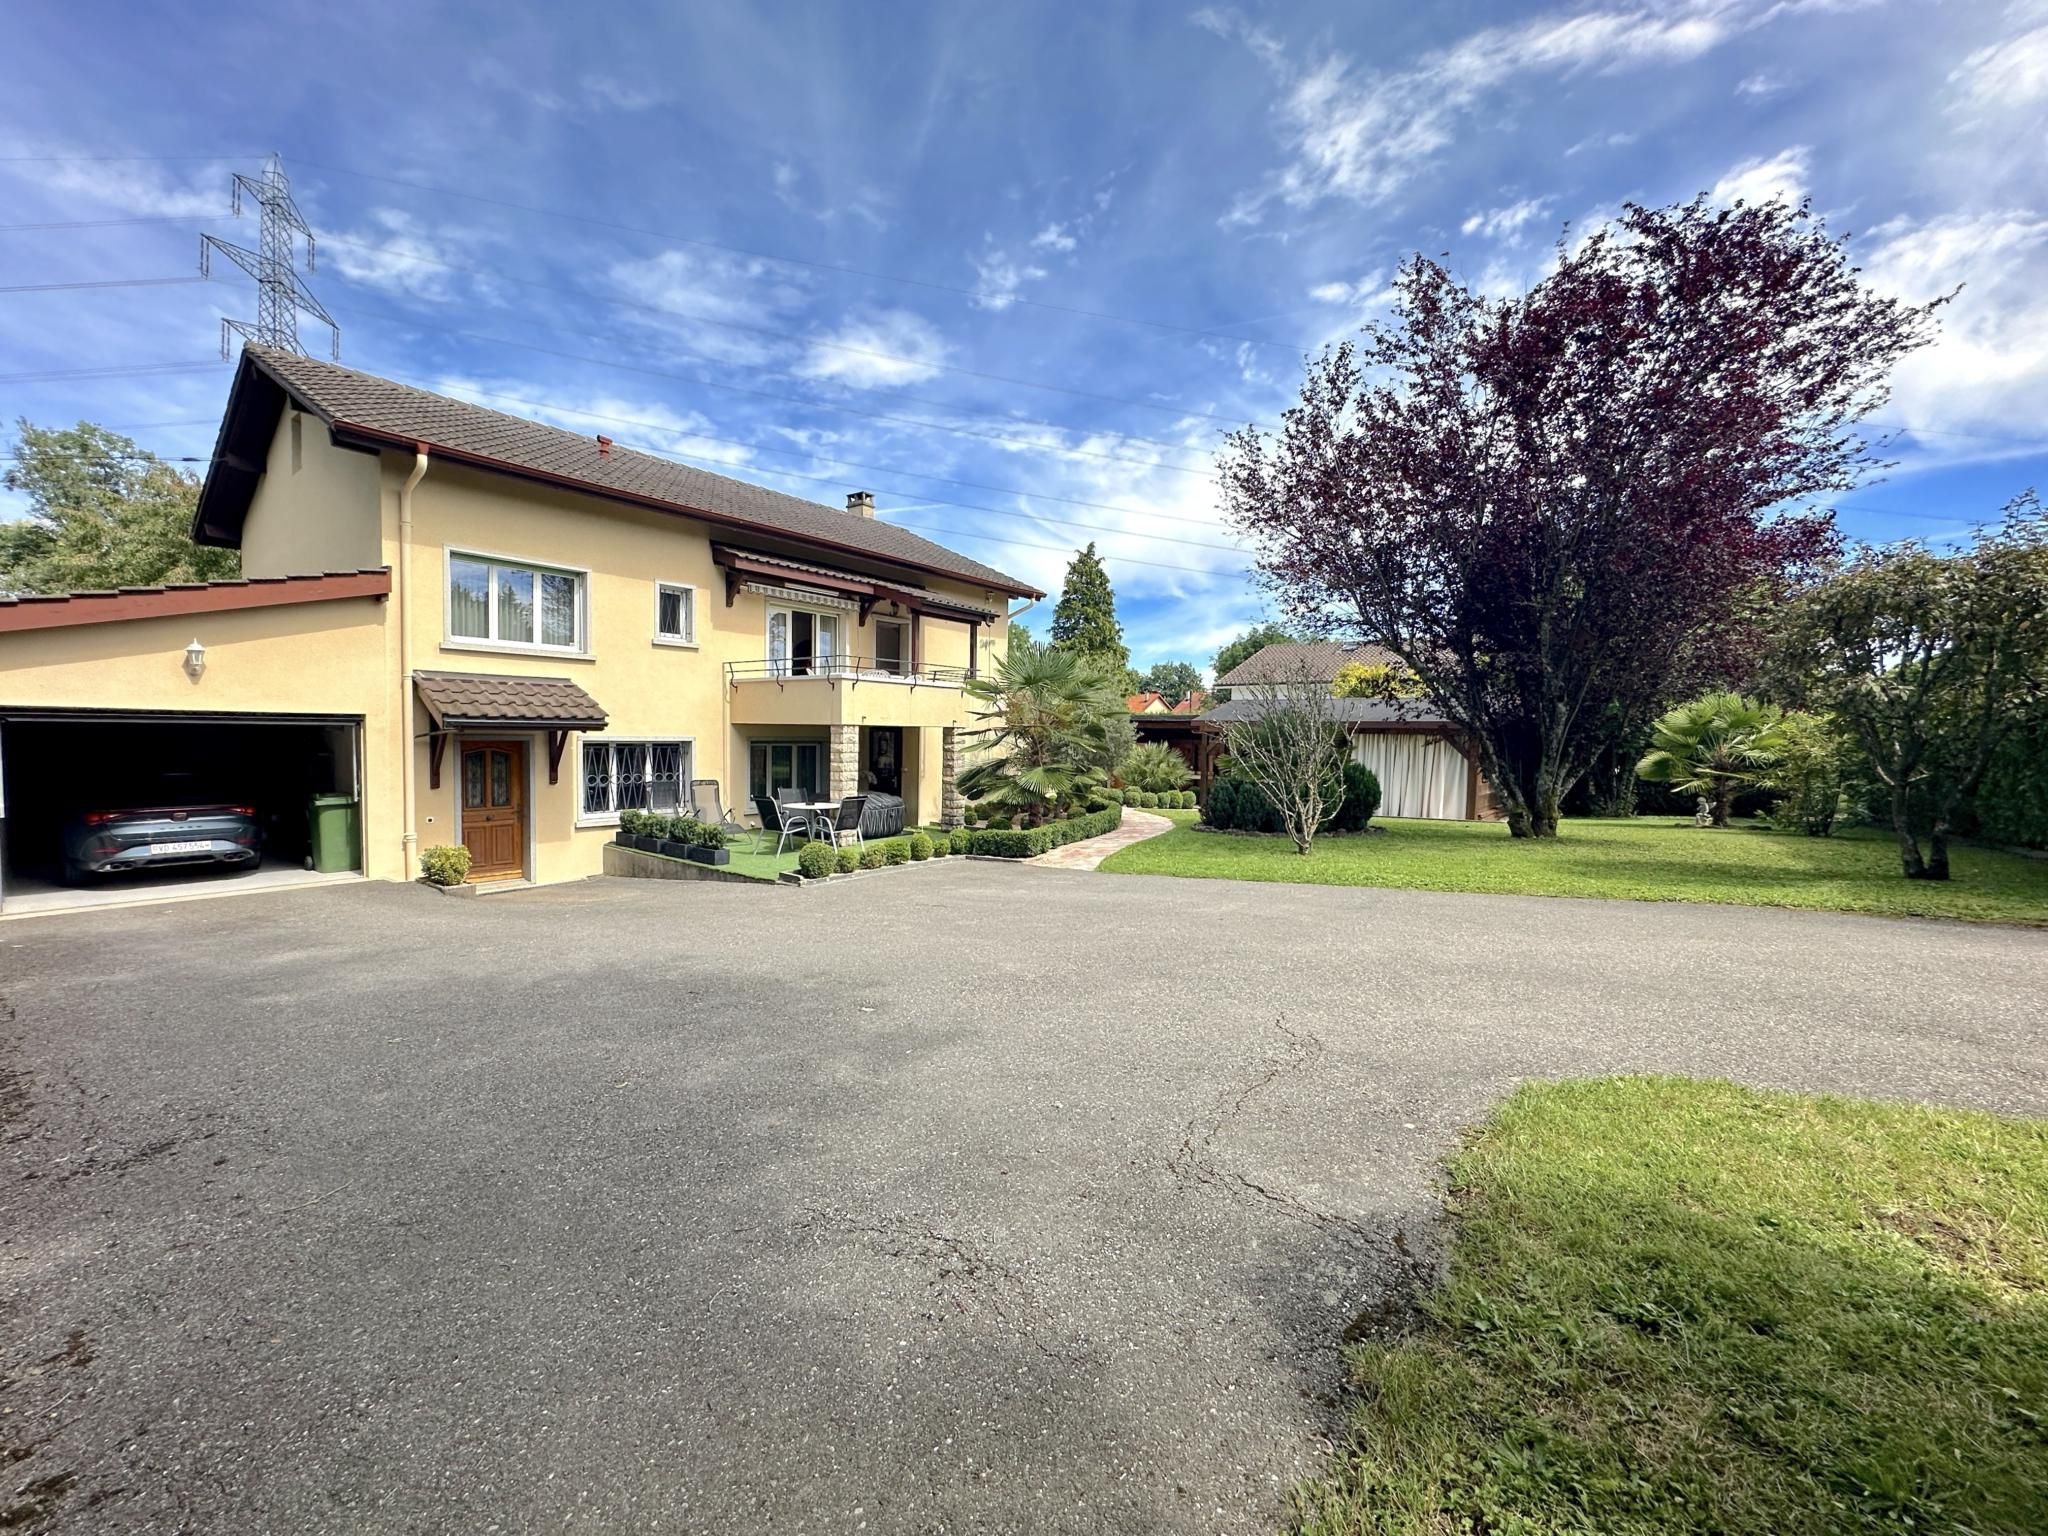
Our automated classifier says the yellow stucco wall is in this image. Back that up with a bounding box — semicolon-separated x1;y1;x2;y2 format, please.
239;409;384;578
0;597;405;880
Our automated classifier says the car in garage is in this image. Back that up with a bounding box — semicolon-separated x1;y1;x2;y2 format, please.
61;792;263;884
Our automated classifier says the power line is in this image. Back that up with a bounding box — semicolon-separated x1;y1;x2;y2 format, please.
0;215;219;232
0;276;206;294
0;361;221;383
315;230;1256;433
289;155;1307;354
423;382;1234;531
323;299;1223;479
0;152;260;163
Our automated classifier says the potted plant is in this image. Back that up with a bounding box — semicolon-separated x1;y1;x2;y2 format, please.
686;819;730;866
617;810;654;852
655;814;694;860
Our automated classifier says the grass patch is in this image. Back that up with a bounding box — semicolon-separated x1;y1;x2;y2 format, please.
1299;1077;2048;1536
1097;816;2048;925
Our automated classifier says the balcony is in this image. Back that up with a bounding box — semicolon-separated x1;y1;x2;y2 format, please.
725;655;976;729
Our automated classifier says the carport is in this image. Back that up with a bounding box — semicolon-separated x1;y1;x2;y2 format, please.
0;708;364;912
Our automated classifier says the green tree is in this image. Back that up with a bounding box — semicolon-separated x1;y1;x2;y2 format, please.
1047;543;1128;672
1;421;237;593
1771;495;2048;879
1331;659;1426;699
958;643;1125;826
1211;623;1294;690
1635;692;1793;829
1138;659;1203;706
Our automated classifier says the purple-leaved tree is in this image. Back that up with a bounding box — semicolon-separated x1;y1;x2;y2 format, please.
1220;197;1945;837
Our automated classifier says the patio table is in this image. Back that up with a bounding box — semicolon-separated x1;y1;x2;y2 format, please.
783;800;840;841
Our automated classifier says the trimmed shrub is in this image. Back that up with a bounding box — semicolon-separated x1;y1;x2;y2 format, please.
1330;762;1382;833
688;817;729;849
1100;786;1126;805
909;831;933;861
618;809;651;837
796;841;836;880
1204;775;1284;834
859;843;887;870
928;833;951;857
419;845;472;886
985;814;1013;830
882;839;911;866
950;829;976;855
835;844;860;874
963;804;1123;859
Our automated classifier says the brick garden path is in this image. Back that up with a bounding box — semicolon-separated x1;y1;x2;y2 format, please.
1025;808;1176;870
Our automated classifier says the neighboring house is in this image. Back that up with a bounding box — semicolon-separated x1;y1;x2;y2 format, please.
1205;640;1497;822
1126;690;1206;716
0;347;1038;904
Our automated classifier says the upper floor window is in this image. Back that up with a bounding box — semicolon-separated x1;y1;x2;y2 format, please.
655;581;696;646
448;552;584;652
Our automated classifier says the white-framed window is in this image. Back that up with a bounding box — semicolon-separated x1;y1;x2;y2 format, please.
654;581;696;646
580;737;691;823
748;740;824;804
447;550;587;652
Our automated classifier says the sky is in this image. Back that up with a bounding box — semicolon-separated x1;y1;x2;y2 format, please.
2;0;2045;676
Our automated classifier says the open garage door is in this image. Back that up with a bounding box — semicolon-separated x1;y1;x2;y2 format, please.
0;709;362;915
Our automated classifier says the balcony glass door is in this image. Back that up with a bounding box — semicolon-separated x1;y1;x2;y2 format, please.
767;605;842;677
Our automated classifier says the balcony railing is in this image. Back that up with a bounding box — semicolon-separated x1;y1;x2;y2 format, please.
724;655;973;687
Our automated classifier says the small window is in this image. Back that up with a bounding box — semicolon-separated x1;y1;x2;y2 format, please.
655;582;695;645
874;619;907;675
448;553;585;651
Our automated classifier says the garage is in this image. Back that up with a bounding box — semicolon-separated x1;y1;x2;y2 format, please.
0;709;365;914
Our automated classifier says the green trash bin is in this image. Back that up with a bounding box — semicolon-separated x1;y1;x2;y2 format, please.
307;792;361;873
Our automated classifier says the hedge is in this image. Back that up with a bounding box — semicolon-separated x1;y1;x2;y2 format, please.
956;803;1122;858
796;841;836;879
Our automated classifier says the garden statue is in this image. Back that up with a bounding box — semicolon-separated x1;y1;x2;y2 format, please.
1694;796;1713;828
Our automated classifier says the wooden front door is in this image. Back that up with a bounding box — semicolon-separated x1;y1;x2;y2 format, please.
459;739;527;881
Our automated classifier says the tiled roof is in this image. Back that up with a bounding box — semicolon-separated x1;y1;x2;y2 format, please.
413;670;608;730
231;347;1037;597
0;569;390;633
1215;640;1405;687
1202;695;1449;726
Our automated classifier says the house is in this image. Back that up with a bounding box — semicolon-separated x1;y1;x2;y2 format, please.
1204;640;1498;821
0;347;1039;907
1125;690;1207;716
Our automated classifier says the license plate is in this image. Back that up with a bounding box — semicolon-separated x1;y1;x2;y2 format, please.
147;840;211;856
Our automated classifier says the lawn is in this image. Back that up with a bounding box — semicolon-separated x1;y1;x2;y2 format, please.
1098;815;2048;925
1296;1077;2048;1536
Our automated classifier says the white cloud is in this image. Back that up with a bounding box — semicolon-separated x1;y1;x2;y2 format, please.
579;74;667;112
1736;69;1788;96
1950;22;2048;109
0;143;229;218
324;208;476;303
1203;1;1830;223
1564;130;1639;156
1307;269;1388;306
607;248;811;364
969;247;1049;310
1710;146;1810;206
1857;211;2048;453
795;309;952;387
1030;222;1079;253
432;377;757;468
1460;197;1555;242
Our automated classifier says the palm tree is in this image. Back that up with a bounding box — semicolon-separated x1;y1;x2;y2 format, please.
1636;692;1791;828
958;644;1125;825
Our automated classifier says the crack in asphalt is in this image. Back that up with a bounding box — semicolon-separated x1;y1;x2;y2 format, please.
796;1211;1093;1365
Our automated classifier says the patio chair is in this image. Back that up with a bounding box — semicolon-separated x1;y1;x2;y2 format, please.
752;794;815;856
827;794;869;849
690;778;741;833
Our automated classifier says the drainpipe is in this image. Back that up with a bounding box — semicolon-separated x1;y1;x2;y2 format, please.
398;446;430;873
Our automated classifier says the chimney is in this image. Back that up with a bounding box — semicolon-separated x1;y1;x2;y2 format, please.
847;490;876;518
596;434;613;458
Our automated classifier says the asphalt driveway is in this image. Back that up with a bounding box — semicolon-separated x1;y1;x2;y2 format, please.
4;867;2045;1533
